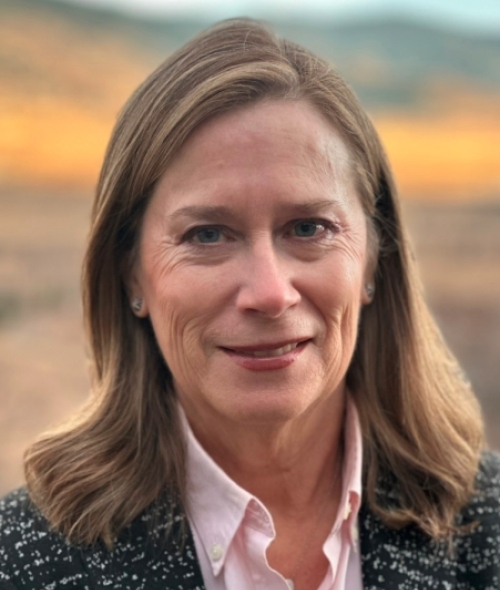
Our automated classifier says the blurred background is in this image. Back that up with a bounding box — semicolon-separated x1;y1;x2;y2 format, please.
0;0;499;496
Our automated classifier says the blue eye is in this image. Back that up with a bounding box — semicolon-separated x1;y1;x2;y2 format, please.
293;221;322;237
195;227;221;243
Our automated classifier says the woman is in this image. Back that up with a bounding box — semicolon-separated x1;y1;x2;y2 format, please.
1;18;499;590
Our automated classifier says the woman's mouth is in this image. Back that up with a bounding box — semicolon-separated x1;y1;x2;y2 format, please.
220;340;310;370
234;342;301;358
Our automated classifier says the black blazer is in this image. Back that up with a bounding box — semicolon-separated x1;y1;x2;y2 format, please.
1;452;499;590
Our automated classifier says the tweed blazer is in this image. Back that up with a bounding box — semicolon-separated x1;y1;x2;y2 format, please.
1;452;499;590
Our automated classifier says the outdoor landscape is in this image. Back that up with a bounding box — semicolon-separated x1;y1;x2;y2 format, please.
0;0;499;495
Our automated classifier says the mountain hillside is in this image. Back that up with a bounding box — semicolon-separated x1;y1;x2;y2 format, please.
3;0;500;106
0;0;499;197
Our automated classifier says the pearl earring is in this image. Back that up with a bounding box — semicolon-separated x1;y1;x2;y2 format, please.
131;298;143;313
365;284;374;299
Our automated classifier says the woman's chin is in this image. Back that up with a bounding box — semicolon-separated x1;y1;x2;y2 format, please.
212;388;332;430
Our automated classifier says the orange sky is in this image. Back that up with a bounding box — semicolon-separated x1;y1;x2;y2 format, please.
1;94;498;201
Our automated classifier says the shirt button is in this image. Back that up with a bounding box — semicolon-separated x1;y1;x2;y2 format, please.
210;543;224;561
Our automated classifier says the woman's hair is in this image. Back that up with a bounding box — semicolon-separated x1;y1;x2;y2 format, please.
25;18;484;547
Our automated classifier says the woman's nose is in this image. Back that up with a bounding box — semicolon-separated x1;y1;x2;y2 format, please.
235;244;301;318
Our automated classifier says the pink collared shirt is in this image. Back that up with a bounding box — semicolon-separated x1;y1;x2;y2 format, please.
182;398;364;590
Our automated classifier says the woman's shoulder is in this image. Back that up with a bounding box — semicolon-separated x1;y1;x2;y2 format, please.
459;450;500;532
468;450;500;512
457;450;500;530
478;449;500;479
0;486;50;546
0;486;53;541
1;486;39;522
461;451;500;528
0;486;204;589
0;487;89;588
452;451;500;585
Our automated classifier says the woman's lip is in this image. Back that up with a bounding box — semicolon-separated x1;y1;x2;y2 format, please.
221;338;311;353
221;340;310;371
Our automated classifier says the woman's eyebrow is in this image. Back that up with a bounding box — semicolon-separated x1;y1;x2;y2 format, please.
169;205;236;222
169;200;340;222
284;200;341;216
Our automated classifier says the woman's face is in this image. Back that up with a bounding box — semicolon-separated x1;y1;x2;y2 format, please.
132;100;372;429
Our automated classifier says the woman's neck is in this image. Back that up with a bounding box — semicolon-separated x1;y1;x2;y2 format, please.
181;390;346;515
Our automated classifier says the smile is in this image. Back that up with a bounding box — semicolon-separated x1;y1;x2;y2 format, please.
221;340;310;371
236;343;300;358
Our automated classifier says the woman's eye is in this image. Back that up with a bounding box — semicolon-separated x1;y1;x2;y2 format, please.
293;221;325;237
193;227;222;243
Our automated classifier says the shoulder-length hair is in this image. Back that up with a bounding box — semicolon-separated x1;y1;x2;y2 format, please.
25;18;483;547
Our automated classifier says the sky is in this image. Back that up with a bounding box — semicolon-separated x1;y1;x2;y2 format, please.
64;0;500;34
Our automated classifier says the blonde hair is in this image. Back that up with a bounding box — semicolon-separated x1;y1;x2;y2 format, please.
25;18;484;547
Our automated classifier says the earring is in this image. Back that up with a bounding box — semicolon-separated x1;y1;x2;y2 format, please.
131;297;143;313
365;284;374;299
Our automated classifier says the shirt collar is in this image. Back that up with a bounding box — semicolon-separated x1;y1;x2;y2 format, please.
181;408;254;575
338;395;363;546
181;396;363;575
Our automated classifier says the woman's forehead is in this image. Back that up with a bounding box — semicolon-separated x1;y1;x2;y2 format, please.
152;99;354;207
